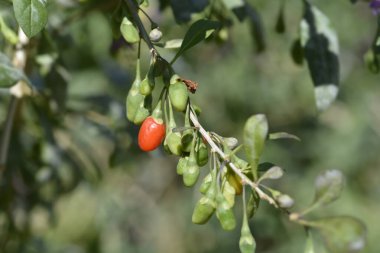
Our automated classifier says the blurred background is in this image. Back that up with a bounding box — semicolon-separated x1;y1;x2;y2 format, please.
0;0;379;252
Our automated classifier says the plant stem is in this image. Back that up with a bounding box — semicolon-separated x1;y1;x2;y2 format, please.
125;0;278;208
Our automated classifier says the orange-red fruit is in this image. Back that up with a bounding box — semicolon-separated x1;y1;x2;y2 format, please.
138;116;166;151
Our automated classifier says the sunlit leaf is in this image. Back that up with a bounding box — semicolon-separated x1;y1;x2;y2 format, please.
171;19;220;63
258;162;276;172
244;114;268;175
259;166;283;182
13;0;48;38
155;39;183;49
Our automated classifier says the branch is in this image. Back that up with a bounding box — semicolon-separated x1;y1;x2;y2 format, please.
125;0;278;208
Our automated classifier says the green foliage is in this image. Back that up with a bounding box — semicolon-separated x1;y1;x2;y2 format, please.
13;0;48;37
0;0;377;252
171;19;220;64
243;114;268;178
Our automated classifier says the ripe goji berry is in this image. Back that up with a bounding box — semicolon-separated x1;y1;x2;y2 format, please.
138;116;165;151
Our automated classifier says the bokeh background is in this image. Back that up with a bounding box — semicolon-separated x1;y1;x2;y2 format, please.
0;0;379;252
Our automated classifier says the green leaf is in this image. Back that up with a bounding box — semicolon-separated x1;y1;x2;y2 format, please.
171;19;220;64
314;169;344;206
155;39;183;49
269;132;301;141
243;114;268;178
257;162;276;172
13;0;48;38
312;216;366;253
300;1;340;111
258;166;283;182
0;52;28;87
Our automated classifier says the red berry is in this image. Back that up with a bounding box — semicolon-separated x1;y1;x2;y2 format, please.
138;116;166;151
